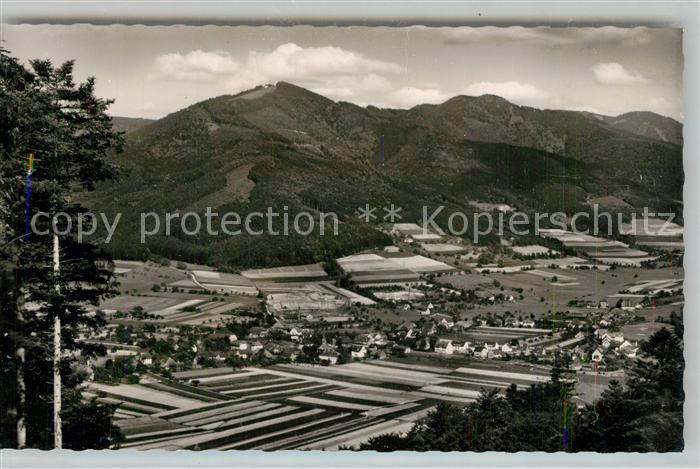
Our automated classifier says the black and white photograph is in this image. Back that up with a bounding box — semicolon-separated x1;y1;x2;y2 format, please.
0;2;696;463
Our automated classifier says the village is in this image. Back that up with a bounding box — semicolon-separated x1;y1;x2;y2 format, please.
75;212;685;450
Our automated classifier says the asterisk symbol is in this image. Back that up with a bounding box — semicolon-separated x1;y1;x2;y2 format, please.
383;204;402;222
357;204;377;223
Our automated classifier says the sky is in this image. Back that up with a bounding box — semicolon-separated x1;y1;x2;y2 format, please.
0;25;683;120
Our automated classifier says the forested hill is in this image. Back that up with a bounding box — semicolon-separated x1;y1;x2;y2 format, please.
84;82;683;269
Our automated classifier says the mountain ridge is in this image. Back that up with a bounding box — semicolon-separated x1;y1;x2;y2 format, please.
86;82;683;268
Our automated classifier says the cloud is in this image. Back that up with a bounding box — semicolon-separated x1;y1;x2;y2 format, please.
150;43;401;102
444;26;653;47
246;43;402;78
383;87;449;108
592;62;649;85
462;81;550;106
150;50;239;82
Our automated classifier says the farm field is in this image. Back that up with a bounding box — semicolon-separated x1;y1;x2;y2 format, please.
100;294;258;327
113;260;187;294
189;270;258;295
107;359;551;450
439;266;684;320
421;243;467;254
241;263;329;282
337;253;456;275
452;326;550;345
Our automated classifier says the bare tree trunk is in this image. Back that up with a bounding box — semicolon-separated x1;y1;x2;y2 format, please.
52;233;62;449
16;346;25;448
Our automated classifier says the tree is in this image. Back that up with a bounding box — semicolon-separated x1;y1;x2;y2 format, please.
60;390;125;450
0;49;123;449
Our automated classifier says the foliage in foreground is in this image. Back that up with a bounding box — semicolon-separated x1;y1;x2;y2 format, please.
357;326;684;452
0;48;123;449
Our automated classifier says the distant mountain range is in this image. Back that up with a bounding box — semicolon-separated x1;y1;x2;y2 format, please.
87;82;683;268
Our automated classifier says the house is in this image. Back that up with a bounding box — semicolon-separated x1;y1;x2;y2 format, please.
371;332;388;346
454;320;473;330
319;349;340;365
501;343;515;354
289;327;303;342
601;332;624;349
351;344;367;359
591;348;604;362
435;339;455;355
616;340;639;358
235;341;249;359
431;313;455;329
601;336;614;349
521;320;536;328
140;354;153;366
451;340;470;354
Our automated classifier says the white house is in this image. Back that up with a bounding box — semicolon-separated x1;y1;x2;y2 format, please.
616;340;639;358
435;339;455;355
432;314;455;329
451;341;471;354
140;354;153;366
351;344;367;359
319;349;340;365
591;348;604;362
371;333;388;346
290;327;303;342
